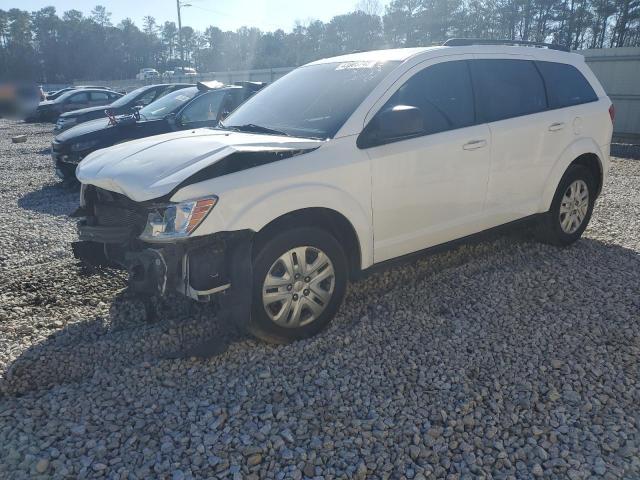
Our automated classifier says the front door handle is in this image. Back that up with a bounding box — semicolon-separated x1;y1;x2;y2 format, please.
548;122;565;132
463;139;487;151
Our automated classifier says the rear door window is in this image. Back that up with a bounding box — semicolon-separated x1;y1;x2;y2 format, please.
68;92;90;104
90;91;110;102
536;61;598;108
470;59;547;122
381;60;475;136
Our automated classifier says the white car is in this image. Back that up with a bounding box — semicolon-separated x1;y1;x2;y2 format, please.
74;40;613;343
136;68;160;81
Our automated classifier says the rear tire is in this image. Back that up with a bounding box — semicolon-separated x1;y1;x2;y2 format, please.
536;164;596;246
248;227;348;343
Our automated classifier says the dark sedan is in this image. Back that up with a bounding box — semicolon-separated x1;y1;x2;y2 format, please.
45;85;114;101
52;81;266;181
55;84;193;132
30;89;123;122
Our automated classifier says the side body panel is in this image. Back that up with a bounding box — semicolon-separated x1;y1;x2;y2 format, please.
172;137;376;268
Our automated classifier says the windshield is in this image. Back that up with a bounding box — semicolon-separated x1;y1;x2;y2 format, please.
223;61;399;139
139;87;199;120
110;86;149;108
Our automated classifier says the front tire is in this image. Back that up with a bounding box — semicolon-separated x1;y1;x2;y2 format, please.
536;164;596;246
248;227;348;343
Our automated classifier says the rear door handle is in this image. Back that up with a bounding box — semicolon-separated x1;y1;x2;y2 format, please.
463;139;487;151
548;122;565;132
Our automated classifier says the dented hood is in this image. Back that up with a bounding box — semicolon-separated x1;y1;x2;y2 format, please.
76;128;322;202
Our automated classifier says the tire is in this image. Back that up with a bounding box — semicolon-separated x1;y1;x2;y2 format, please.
248;227;348;343
536;164;596;246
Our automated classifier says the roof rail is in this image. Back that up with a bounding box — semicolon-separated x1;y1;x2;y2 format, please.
442;38;570;52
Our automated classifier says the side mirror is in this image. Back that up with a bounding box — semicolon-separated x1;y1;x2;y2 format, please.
357;105;424;148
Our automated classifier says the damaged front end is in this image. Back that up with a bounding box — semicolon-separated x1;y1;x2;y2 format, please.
72;185;252;302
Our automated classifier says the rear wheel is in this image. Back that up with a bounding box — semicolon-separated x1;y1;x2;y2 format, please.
248;227;348;343
536;164;596;246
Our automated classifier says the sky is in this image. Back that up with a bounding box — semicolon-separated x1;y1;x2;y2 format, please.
12;0;386;32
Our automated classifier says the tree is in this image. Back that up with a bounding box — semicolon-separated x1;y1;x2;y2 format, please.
161;21;178;62
90;5;112;27
143;16;157;36
384;0;424;46
356;0;384;15
1;1;639;84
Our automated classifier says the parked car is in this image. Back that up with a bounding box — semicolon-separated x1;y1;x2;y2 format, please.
55;84;193;132
173;67;198;78
72;41;613;343
45;85;115;101
30;89;123;122
52;81;265;179
136;68;160;81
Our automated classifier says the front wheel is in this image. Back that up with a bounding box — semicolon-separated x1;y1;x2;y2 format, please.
248;227;348;343
536;164;596;246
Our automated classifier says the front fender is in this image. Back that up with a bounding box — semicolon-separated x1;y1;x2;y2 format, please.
538;138;605;212
199;183;374;269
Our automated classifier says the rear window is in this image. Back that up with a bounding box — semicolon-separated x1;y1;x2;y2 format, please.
536;61;598;109
470;59;547;123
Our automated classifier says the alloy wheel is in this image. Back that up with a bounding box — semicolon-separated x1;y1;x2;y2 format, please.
559;179;589;234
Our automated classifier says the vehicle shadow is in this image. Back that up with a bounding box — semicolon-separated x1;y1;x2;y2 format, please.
1;235;638;398
0;283;244;397
17;182;78;216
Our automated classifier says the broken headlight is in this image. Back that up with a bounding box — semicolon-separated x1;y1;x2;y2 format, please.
140;197;218;241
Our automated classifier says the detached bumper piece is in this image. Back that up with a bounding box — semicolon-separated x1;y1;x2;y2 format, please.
126;249;172;296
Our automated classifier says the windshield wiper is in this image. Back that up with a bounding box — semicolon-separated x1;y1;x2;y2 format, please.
220;123;290;137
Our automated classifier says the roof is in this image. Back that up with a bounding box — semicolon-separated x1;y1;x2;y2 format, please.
307;43;581;67
308;47;440;65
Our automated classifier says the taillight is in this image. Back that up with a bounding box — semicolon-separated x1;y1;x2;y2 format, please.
609;104;615;123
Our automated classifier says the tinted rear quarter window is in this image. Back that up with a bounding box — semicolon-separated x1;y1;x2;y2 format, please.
69;92;89;103
383;60;475;135
536;61;598;108
91;91;110;101
470;59;547;123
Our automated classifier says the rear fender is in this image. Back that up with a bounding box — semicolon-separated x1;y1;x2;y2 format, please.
538;138;605;212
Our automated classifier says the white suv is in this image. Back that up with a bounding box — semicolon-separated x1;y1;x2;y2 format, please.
74;41;613;343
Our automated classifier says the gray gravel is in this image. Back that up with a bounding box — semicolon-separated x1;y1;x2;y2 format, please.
0;119;639;479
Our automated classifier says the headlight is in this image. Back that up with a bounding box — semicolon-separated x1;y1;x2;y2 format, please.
71;139;100;152
140;197;218;241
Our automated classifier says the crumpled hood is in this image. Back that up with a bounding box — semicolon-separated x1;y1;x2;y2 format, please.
76;128;323;202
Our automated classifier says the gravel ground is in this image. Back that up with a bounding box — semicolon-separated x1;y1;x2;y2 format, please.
0;119;639;480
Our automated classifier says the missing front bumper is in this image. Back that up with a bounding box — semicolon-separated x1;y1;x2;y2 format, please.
72;230;252;301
